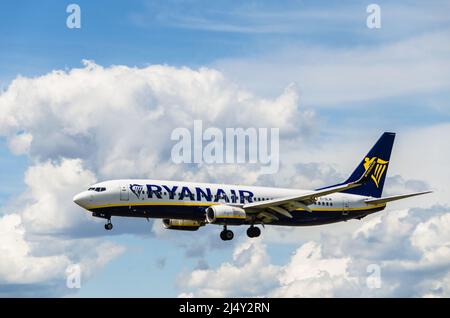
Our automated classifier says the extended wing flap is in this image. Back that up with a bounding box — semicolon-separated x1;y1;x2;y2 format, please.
364;191;432;205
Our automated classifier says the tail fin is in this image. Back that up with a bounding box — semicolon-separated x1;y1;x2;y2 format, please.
341;132;395;198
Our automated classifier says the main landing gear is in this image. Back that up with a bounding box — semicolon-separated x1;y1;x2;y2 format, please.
219;225;262;240
246;225;261;238
104;219;113;231
220;226;234;241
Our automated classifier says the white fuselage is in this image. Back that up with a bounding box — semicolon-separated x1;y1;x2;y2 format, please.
73;179;384;226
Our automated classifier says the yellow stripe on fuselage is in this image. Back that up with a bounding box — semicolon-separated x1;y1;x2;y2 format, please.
85;201;385;213
86;201;219;210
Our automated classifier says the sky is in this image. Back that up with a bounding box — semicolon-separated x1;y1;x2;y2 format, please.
0;0;450;297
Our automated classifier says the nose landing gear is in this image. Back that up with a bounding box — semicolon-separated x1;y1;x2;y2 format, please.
220;226;234;241
104;219;113;231
246;226;261;238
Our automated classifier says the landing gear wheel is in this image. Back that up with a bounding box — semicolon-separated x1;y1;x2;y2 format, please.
225;230;234;240
247;226;261;238
220;228;234;241
104;222;113;231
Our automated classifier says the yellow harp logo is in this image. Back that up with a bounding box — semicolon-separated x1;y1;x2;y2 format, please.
363;157;389;188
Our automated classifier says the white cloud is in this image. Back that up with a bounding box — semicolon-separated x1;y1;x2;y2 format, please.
390;123;450;207
0;212;124;296
0;213;69;284
0;59;446;297
19;159;97;234
8;132;32;155
180;206;450;297
271;241;357;297
178;239;279;297
0;60;313;182
215;31;450;106
0;159;125;296
0;61;317;296
178;238;357;297
411;213;450;255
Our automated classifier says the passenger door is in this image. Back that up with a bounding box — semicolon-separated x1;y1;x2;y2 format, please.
120;185;129;201
342;198;350;216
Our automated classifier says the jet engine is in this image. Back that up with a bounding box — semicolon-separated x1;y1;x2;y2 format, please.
162;219;203;231
206;205;247;225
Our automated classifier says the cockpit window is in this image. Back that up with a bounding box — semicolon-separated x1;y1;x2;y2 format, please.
88;187;106;192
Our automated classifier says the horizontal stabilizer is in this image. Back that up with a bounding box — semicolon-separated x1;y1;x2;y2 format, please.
365;191;432;205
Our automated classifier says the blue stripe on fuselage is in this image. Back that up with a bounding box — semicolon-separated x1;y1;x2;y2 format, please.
89;204;384;226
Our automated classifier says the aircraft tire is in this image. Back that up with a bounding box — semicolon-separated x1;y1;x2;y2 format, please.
247;226;261;238
220;230;234;241
104;223;113;230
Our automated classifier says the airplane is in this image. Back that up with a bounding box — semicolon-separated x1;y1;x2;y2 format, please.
73;132;431;241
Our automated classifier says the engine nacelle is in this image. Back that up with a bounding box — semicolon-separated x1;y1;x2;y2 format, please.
206;205;247;225
162;219;203;231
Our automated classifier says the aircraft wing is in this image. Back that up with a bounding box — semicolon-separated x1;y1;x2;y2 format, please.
364;191;432;205
243;160;376;219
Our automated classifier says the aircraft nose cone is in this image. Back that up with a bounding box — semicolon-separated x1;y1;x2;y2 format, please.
73;192;90;208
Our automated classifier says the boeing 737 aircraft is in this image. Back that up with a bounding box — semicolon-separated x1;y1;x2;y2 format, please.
73;132;431;240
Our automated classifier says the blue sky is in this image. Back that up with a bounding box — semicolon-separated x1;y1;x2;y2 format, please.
1;1;450;297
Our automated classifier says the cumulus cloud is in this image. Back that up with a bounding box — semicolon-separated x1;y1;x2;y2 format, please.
0;159;126;296
7;133;33;155
178;240;279;297
18;159;97;235
0;61;317;296
179;206;450;297
0;60;313;181
177;238;357;297
0;60;444;297
0;213;69;285
0;212;124;296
